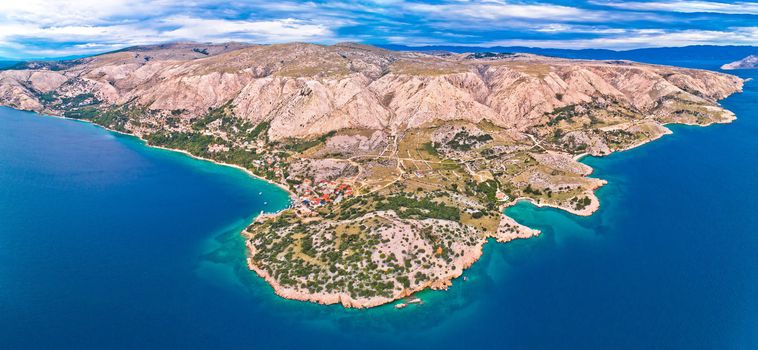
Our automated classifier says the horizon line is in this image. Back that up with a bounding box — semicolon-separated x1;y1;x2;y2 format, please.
2;41;756;61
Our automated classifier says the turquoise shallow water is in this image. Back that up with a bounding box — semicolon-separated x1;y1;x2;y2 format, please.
1;62;757;349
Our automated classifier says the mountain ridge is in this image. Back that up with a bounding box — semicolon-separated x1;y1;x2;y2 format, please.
0;42;742;140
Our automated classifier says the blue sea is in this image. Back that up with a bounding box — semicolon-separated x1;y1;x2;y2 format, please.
1;61;756;349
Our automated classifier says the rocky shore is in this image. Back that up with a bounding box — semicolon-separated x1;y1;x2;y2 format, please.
245;214;539;308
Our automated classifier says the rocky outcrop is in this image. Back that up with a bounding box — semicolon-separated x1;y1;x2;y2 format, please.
721;55;758;70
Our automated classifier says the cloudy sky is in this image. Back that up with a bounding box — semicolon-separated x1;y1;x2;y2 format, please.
1;0;757;58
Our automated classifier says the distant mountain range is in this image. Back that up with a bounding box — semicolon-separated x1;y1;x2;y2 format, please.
4;44;757;68
0;54;94;70
0;61;20;69
379;45;758;67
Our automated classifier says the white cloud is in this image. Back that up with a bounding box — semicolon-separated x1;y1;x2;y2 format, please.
385;35;453;46
401;0;670;24
480;27;758;49
534;24;627;34
592;1;758;15
159;16;333;43
404;1;609;22
0;0;178;26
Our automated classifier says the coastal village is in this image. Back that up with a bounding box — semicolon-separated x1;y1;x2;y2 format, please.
292;179;354;208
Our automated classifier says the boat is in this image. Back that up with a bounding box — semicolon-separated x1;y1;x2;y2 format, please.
395;295;424;310
408;297;423;305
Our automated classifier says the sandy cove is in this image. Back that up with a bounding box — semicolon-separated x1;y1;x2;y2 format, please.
34;109;296;201
504;189;603;217
145;144;294;196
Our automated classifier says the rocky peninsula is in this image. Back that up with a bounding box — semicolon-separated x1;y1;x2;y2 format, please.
0;42;743;308
722;55;758;70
